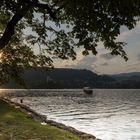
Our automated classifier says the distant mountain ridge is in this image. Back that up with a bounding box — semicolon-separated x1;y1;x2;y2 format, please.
109;72;140;88
111;72;140;81
1;68;115;89
1;68;140;89
111;72;140;77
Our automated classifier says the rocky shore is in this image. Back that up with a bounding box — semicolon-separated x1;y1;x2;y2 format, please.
2;97;101;140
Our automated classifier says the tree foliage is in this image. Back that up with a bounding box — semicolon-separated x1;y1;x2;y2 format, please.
0;0;140;85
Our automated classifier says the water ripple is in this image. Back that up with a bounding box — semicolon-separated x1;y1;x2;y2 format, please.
10;89;140;140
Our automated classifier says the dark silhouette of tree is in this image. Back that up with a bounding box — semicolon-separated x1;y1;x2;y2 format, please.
0;0;140;84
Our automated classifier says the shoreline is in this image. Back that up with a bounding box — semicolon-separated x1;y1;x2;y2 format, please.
2;97;100;140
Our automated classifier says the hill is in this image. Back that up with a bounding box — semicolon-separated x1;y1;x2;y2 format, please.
109;72;140;89
1;68;115;89
111;72;140;81
1;68;140;89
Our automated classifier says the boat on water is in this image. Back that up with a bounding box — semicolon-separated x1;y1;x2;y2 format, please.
83;87;93;94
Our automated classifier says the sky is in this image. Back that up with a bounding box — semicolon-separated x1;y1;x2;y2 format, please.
53;22;140;75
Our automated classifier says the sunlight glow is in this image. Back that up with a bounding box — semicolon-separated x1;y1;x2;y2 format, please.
0;52;3;62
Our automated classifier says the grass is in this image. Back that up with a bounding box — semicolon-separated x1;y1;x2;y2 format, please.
0;99;80;140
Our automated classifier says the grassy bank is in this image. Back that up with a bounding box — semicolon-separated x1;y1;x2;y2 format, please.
0;99;80;140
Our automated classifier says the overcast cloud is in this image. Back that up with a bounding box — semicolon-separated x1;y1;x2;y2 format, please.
54;22;140;74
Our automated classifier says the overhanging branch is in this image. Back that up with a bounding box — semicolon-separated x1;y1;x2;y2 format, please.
0;0;65;50
0;13;25;50
32;0;66;19
33;2;56;19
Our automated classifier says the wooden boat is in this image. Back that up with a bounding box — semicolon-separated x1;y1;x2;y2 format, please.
83;87;93;94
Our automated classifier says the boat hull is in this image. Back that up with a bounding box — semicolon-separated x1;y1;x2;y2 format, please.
83;89;93;94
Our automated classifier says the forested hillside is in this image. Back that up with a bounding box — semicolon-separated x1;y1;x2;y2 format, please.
1;68;115;89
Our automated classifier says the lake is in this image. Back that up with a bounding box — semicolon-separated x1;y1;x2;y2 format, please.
2;89;140;140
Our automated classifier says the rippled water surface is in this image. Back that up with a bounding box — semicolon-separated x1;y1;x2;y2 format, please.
4;89;140;140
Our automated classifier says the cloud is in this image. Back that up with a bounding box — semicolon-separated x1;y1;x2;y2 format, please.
65;56;97;71
100;53;116;60
126;61;140;67
80;56;97;64
124;62;140;72
53;48;84;67
118;22;140;41
137;54;140;61
100;62;109;66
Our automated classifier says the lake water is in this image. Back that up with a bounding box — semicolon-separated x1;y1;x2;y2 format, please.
3;89;140;140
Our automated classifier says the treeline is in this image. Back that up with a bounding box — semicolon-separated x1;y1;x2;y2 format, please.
1;68;140;89
1;68;114;89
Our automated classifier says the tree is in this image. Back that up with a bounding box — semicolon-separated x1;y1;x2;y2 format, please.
0;0;140;85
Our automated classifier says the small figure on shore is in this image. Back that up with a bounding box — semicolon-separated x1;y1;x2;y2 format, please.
20;99;23;104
